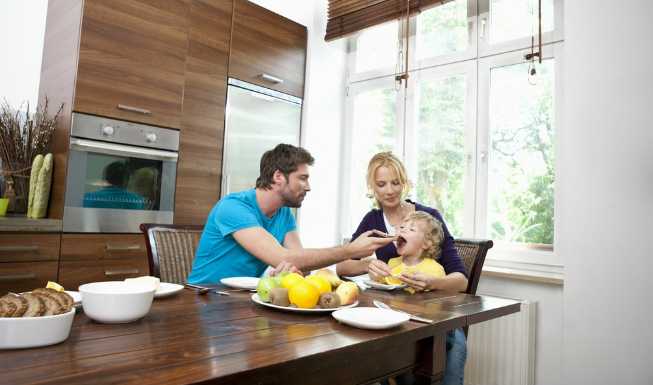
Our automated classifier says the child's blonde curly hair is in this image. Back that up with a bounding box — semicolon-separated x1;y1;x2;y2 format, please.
405;211;444;260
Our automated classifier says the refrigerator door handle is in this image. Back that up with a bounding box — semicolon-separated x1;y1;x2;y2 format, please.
260;73;284;84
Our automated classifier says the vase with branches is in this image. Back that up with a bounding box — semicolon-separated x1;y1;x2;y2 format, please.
0;98;62;214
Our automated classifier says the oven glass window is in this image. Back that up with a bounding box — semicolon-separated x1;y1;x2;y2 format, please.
82;153;163;210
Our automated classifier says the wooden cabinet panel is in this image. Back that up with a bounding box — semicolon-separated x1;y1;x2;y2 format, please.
60;234;145;261
0;262;59;294
74;0;190;129
229;0;307;97
174;0;232;225
0;234;60;262
58;259;149;289
59;234;149;289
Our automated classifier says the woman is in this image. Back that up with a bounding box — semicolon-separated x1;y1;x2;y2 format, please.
336;151;468;385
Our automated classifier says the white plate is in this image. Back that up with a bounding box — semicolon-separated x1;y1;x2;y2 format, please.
154;282;184;298
332;307;409;330
363;280;406;291
251;293;358;313
220;277;260;290
65;291;82;307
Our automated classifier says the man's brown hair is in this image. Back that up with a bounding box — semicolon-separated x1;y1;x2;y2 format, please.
255;144;314;189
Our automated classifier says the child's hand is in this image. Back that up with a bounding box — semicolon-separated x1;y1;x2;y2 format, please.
368;260;392;282
400;272;441;292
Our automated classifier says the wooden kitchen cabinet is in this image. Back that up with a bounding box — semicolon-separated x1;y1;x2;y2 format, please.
58;234;149;289
174;0;232;225
0;234;60;293
74;0;190;129
229;0;307;97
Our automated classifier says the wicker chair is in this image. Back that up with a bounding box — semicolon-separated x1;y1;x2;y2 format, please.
453;238;493;337
453;238;493;296
139;223;204;284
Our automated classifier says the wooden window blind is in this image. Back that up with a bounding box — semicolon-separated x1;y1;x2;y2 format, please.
325;0;450;41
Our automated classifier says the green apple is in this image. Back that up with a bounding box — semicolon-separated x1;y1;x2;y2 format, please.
256;276;278;302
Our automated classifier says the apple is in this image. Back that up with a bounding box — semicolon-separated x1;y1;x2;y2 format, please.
256;276;278;302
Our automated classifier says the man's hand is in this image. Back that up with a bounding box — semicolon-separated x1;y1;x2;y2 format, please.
368;259;392;282
271;261;301;276
346;230;396;259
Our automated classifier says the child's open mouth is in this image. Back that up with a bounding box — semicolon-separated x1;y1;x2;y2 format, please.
396;235;407;248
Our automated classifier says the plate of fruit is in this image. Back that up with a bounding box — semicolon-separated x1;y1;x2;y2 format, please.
252;269;359;313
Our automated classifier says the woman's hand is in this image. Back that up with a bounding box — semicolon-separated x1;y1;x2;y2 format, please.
368;259;392;282
399;271;441;292
271;261;301;276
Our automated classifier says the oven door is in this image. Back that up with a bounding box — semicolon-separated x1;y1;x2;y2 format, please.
63;138;178;233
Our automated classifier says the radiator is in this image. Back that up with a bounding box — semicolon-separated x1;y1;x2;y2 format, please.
464;301;536;385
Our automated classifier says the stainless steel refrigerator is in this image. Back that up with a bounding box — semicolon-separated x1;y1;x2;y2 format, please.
221;79;302;196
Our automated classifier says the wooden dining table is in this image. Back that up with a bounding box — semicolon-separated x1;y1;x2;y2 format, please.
1;286;520;385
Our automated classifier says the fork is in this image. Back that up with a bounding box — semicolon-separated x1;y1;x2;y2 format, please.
373;300;434;324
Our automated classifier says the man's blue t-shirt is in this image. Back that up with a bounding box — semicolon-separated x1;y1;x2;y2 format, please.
187;189;296;284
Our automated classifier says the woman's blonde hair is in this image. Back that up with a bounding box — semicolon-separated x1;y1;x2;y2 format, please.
405;211;444;260
366;152;410;206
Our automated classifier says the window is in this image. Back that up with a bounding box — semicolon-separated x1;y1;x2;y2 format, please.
343;0;564;266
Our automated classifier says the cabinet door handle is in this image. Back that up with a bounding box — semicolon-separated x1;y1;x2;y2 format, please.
0;246;39;252
105;244;141;252
260;73;284;84
117;104;152;115
0;273;37;281
105;269;140;276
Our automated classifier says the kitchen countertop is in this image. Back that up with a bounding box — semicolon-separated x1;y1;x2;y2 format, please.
0;215;62;233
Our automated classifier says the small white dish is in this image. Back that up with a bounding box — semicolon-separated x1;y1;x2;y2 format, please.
0;308;75;349
363;280;406;291
220;277;260;290
79;281;155;324
154;282;184;298
65;290;82;307
251;294;358;313
332;307;409;330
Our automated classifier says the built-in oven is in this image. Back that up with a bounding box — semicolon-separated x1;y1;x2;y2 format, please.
63;113;179;233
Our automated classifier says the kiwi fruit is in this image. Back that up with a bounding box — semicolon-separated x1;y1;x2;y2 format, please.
318;292;340;309
269;287;290;307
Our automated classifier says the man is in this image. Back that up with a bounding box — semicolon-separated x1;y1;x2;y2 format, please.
188;144;394;284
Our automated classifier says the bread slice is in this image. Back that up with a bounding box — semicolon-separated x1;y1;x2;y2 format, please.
32;288;73;313
0;298;17;317
31;291;65;315
125;276;160;291
21;293;45;317
0;293;28;317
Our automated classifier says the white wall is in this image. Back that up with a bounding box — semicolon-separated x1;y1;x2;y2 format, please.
0;0;48;109
250;0;348;248
561;1;653;384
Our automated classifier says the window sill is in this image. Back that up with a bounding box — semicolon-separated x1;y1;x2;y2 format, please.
481;259;564;286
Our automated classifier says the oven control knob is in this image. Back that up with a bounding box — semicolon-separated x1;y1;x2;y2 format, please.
145;133;157;143
102;126;115;137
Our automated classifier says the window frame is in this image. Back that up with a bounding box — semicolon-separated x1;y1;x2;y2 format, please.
476;41;563;266
340;75;406;240
341;0;564;269
405;60;478;238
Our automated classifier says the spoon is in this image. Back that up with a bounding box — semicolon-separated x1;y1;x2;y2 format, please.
372;300;434;324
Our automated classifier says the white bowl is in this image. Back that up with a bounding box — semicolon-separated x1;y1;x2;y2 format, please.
79;281;155;324
0;308;75;349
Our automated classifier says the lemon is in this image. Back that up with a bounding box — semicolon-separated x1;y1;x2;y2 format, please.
46;281;65;292
280;272;304;290
305;275;331;294
288;280;320;309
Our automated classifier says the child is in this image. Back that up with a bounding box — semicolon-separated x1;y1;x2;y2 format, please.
380;211;446;293
380;211;468;385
